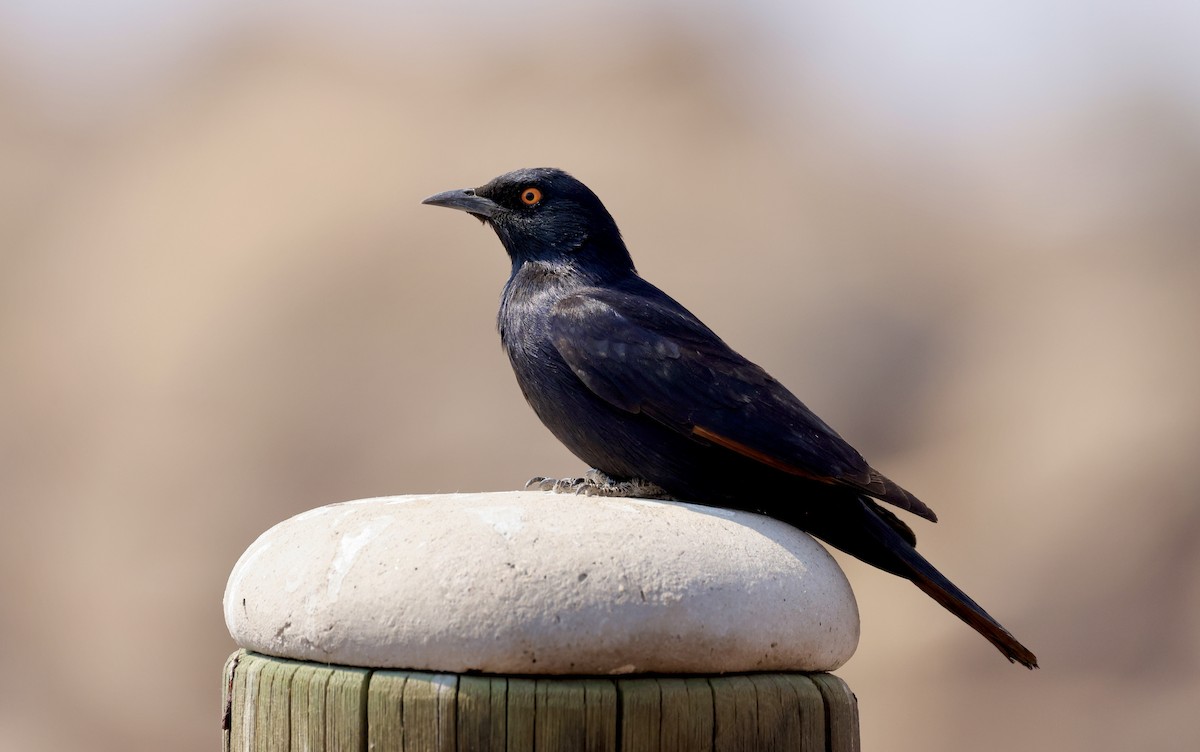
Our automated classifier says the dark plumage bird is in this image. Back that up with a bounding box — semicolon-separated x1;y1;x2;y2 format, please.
423;167;1037;668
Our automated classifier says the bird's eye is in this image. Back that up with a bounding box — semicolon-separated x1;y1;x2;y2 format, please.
520;187;543;206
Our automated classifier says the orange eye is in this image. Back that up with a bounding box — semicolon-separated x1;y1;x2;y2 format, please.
520;187;542;206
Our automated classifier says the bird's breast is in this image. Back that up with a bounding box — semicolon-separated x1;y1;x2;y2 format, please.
497;281;635;474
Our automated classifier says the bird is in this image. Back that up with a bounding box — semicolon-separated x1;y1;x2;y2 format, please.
422;167;1037;669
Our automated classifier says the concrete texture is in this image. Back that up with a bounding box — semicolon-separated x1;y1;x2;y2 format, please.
224;492;860;673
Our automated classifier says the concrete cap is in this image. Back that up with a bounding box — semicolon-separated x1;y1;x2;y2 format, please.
224;491;859;674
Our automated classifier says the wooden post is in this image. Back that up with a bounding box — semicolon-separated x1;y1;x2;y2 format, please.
223;651;858;751
222;493;862;751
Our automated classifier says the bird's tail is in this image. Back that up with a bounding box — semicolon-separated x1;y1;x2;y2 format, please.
899;534;1039;668
806;497;1039;669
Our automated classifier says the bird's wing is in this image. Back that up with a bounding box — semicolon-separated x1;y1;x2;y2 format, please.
549;288;936;521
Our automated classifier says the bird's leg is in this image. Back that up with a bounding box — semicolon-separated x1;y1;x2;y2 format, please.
524;469;674;500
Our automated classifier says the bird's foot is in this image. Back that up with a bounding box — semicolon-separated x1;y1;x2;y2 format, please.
524;469;674;500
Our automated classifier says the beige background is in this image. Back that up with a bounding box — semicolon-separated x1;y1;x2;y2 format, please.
2;3;1198;750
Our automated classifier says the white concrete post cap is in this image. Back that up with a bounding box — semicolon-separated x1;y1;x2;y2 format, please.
224;492;859;674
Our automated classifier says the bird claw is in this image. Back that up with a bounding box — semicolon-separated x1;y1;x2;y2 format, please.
523;476;586;493
523;470;674;500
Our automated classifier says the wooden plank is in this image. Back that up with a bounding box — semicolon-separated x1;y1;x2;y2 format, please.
227;651;251;752
230;651;267;752
657;678;713;752
686;678;717;752
619;678;661;752
290;662;330;752
657;678;687;750
535;680;587;752
760;675;800;752
400;672;459;752
367;671;408;751
434;674;459;751
258;657;300;752
402;672;438;750
788;674;831;750
581;679;618;752
710;676;758;752
506;678;537;751
809;673;860;752
251;657;275;752
769;674;824;752
457;675;506;752
748;674;790;752
325;664;370;751
221;651;242;752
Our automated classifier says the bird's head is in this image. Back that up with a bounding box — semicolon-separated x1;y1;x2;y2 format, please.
422;168;634;278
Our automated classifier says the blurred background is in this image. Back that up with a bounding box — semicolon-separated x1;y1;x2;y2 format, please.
2;1;1198;749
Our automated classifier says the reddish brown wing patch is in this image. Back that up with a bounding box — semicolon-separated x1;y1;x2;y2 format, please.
691;425;829;482
691;424;938;523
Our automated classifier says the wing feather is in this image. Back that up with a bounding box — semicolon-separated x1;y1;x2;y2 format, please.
549;288;936;521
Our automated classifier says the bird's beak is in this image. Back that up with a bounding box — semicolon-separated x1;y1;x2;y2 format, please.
421;188;501;219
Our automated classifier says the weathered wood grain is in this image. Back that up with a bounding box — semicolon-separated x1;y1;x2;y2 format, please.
457;675;506;752
657;678;714;752
289;662;330;752
222;651;858;751
773;673;826;750
620;678;662;752
582;679;618;752
810;672;860;752
366;670;407;751
506;677;537;750
324;663;369;751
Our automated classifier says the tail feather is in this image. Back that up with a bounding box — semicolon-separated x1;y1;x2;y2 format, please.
903;544;1039;669
804;496;1039;669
